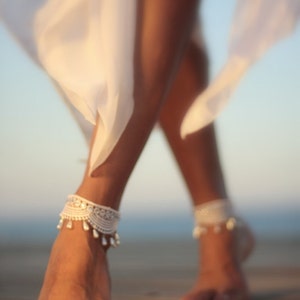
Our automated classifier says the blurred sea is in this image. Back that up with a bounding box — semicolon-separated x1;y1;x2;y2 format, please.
0;207;299;244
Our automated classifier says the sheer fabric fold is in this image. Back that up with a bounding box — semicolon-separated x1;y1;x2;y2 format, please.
181;0;300;137
1;0;136;174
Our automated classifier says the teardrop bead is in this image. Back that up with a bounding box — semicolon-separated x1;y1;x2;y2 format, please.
101;236;108;246
66;220;73;229
110;237;116;248
82;221;90;231
114;233;120;245
193;226;200;239
92;229;99;239
226;217;237;231
56;219;64;230
193;226;205;238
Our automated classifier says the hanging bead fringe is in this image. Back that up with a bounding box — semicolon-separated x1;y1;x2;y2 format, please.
57;217;120;248
193;217;238;238
56;195;121;248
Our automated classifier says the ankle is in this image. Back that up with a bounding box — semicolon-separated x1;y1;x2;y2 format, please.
192;200;253;266
199;225;239;266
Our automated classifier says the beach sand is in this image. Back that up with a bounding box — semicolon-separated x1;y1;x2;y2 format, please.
0;237;299;300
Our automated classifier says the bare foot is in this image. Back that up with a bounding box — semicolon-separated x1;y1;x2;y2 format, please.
182;223;255;300
39;222;111;300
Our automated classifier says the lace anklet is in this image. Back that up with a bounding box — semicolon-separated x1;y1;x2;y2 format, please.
193;199;239;238
57;194;120;247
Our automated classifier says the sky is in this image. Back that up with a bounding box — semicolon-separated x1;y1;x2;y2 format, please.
0;0;299;222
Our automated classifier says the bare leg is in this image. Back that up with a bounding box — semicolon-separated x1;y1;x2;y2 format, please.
39;1;199;299
159;43;250;299
159;42;226;205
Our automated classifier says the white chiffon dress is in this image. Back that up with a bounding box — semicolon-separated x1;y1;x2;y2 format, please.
0;0;299;175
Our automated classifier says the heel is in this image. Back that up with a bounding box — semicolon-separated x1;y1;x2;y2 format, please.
237;219;255;262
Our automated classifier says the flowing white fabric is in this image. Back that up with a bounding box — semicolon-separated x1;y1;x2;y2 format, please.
1;0;299;174
1;0;136;174
180;0;300;137
34;0;136;172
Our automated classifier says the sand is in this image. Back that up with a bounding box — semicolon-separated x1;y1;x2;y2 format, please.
0;238;299;300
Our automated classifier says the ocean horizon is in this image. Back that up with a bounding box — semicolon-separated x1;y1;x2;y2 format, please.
0;207;299;245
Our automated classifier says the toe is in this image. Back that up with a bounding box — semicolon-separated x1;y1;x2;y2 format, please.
214;290;250;300
182;289;216;300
